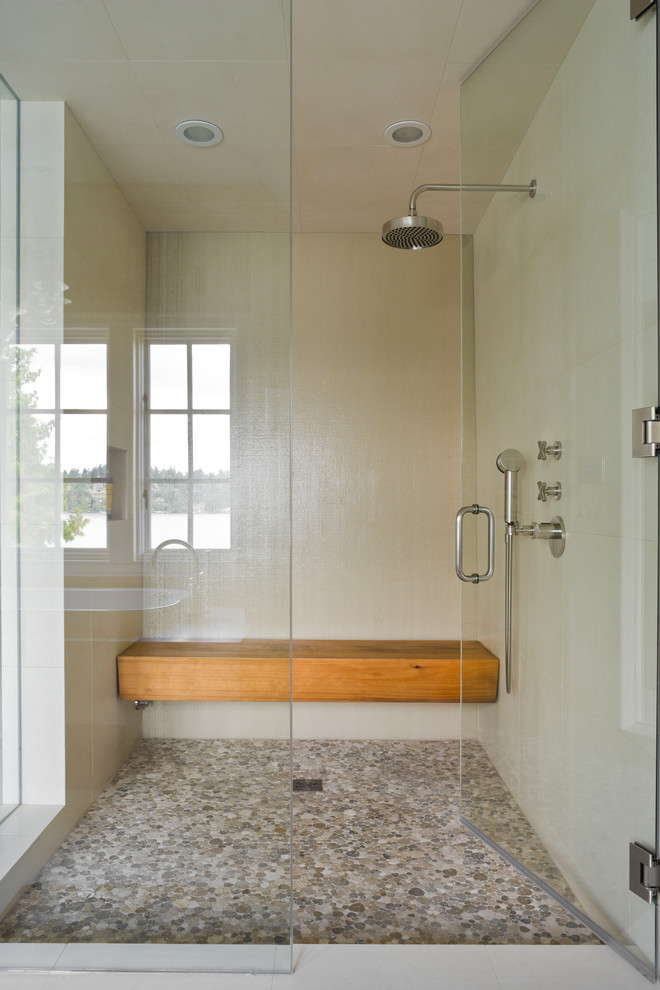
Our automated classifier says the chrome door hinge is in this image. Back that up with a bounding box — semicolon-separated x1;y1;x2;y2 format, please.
630;843;660;902
632;406;660;457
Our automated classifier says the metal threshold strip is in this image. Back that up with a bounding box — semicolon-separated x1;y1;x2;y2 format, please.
460;817;656;983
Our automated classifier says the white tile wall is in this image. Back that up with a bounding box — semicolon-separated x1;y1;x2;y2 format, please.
18;105;66;809
0;103;146;915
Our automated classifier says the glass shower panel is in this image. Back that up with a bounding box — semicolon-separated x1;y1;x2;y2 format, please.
149;343;187;409
142;242;292;962
0;73;20;822
193;343;231;409
460;0;657;978
0;0;292;975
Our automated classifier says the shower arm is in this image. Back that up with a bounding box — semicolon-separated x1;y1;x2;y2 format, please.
408;180;536;216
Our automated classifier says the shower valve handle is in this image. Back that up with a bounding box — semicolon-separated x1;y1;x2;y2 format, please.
537;440;562;461
537;481;562;502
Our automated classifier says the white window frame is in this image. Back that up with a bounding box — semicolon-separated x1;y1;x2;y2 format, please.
17;329;111;561
141;329;234;555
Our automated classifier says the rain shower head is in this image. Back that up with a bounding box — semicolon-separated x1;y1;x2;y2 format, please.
381;213;444;250
382;179;536;250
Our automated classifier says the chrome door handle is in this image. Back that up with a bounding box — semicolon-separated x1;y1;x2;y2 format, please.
455;504;495;583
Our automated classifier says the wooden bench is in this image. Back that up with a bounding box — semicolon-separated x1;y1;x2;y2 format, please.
117;639;499;703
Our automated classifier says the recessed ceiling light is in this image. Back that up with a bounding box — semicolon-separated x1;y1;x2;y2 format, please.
174;120;223;147
384;120;431;148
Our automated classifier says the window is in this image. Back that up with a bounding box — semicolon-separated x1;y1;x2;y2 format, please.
17;342;109;550
144;340;230;550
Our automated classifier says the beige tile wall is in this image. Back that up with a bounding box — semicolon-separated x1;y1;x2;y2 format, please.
143;230;475;739
292;232;462;640
468;0;656;959
293;231;474;739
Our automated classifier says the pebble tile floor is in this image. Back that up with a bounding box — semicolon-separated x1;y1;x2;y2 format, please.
0;739;599;946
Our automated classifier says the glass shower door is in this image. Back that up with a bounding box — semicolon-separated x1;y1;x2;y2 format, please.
459;0;658;978
0;0;292;974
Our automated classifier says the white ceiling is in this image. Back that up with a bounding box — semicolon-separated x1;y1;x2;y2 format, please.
0;0;540;235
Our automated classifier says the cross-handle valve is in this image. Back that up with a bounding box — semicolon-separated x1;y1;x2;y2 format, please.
537;440;562;461
537;481;562;502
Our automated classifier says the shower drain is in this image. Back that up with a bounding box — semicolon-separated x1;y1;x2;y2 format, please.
293;779;323;792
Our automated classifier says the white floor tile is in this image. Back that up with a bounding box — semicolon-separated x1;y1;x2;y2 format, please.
0;978;47;990
0;944;653;990
0;945;65;970
275;945;502;990
485;945;653;990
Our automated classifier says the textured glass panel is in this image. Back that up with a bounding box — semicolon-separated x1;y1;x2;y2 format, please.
193;414;229;476
61;344;107;409
193;478;230;512
149;344;187;409
193;512;230;550
150;494;189;548
193;481;230;549
192;343;230;409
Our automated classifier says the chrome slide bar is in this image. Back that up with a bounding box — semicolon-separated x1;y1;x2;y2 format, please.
496;449;524;695
504;522;515;693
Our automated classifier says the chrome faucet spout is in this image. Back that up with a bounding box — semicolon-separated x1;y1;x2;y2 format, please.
151;538;201;590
